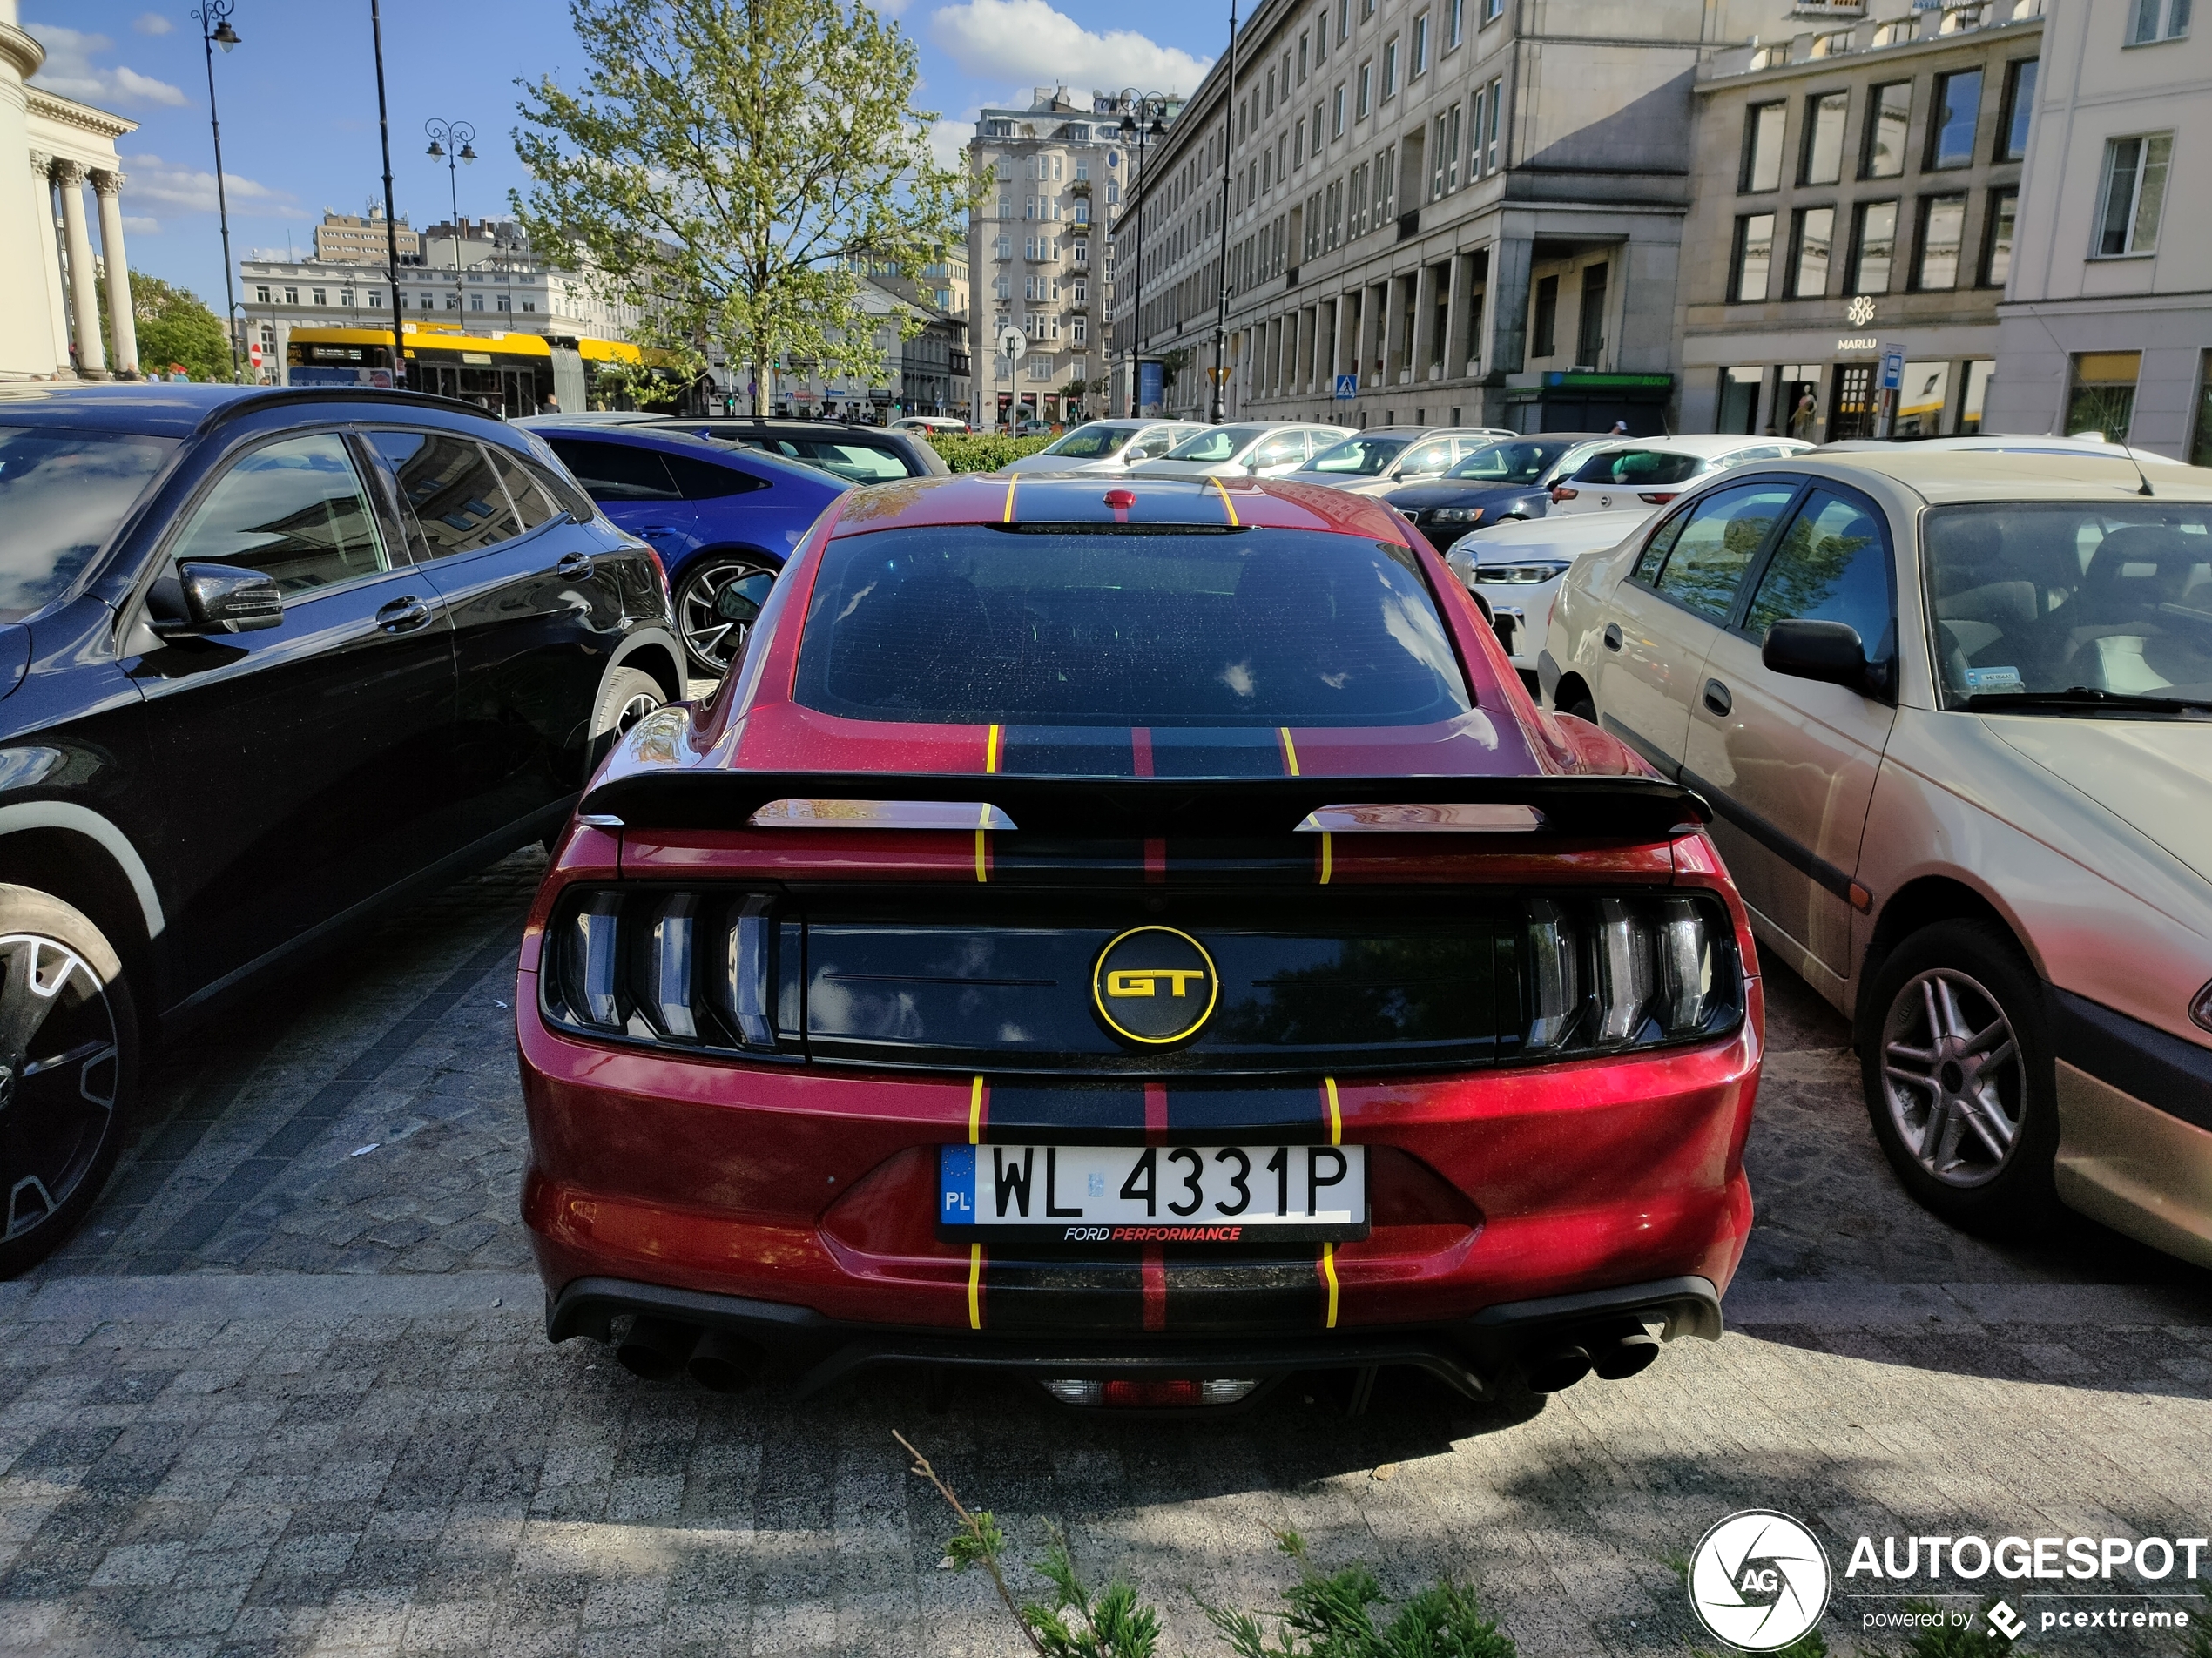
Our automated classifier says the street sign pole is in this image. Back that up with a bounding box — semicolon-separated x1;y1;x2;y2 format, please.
1877;341;1905;441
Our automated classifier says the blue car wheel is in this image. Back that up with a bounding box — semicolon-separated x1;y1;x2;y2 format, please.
677;554;779;677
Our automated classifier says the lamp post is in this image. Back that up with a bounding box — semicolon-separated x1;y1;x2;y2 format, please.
1114;91;1170;419
423;118;476;323
370;1;408;388
191;1;243;381
1211;3;1239;424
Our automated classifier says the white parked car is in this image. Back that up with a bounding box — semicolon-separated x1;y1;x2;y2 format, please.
999;419;1206;474
1548;434;1812;516
893;415;970;435
1444;509;1652;684
1131;421;1352;479
1281;426;1519;495
1542;446;2212;1264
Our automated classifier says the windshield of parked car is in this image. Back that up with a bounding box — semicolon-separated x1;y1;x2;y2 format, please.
1925;503;2212;711
1162;425;1272;462
1444;439;1584;485
0;427;179;624
1569;448;1706;488
1305;435;1412;475
794;526;1472;727
1038;423;1134;459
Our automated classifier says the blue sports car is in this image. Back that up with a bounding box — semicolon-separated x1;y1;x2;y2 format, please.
536;424;849;676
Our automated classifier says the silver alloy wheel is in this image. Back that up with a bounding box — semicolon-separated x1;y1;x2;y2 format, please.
610;690;660;734
678;557;774;676
0;933;120;1241
1878;966;2025;1188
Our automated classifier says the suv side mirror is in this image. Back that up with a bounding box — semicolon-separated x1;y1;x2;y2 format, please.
714;570;775;623
147;562;284;637
1763;617;1888;697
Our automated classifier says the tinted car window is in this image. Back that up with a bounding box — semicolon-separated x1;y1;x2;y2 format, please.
1039;423;1133;459
1307;435;1410;475
1446;440;1575;484
1744;489;1892;652
368;432;525;557
794;527;1470;727
662;450;770;499
169;433;387;595
0;427;178;623
1397;439;1455;476
1253;431;1309;467
1650;482;1799;623
1165;424;1269;462
1573;449;1705;488
759;438;908;483
483;444;559;531
543;438;679;502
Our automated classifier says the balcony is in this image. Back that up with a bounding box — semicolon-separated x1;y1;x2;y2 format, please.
1070;179;1091;196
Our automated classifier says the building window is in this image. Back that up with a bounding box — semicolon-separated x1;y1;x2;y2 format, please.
284;286;299;305
369;289;384;308
1313;101;1325;154
1333;84;1347;137
1349;161;1369;237
1073;239;1089;263
2192;353;2212;468
1074;199;1090;221
1981;188;2018;286
522;300;535;313
995;235;1013;259
341;287;356;307
1483;0;1503;19
1741;101;1785;192
1791;206;1834;298
1294;118;1306;165
1325;179;1344;247
2128;0;2191;42
1357;60;1372;119
2096;133;2171;255
446;294;459;310
1266;66;1278;114
1928;70;1983;169
1718;366;1763;434
470;296;484;311
1431;105;1460;198
496;296;510;311
1851;200;1898;293
1412;13;1428;76
1576;262;1608;365
311;287;327;306
1801;91;1847;185
2067;351;2141;442
1731;214;1776;302
1375;143;1395;220
1999;57;2039;161
1483;77;1502;171
1913;194;1966;289
1447;0;1464;48
1862;82;1911;179
254;285;271;304
1532;273;1560;355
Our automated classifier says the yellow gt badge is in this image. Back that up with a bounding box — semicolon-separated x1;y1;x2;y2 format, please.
1092;926;1218;1046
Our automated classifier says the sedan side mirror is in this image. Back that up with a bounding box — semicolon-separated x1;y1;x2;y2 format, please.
147;562;284;637
714;570;775;623
1763;617;1889;697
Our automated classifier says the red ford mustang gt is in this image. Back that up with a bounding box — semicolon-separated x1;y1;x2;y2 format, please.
516;473;1763;1407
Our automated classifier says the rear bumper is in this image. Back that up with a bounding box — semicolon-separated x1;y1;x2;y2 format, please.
544;1271;1723;1400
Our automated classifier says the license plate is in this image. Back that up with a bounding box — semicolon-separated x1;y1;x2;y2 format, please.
937;1142;1367;1245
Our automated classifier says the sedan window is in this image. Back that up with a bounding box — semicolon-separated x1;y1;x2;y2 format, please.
1306;434;1411;475
1649;482;1800;623
368;432;525;558
662;451;771;499
1397;439;1455;476
1571;449;1705;488
1038;423;1133;459
1446;440;1568;484
482;444;561;531
0;426;178;624
1743;489;1893;654
169;433;388;595
1252;431;1310;467
1165;425;1270;462
765;439;910;483
543;438;679;502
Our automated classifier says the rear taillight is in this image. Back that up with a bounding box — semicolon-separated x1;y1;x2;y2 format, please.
1638;491;1678;505
1523;893;1735;1055
550;886;787;1053
1551;486;1578;502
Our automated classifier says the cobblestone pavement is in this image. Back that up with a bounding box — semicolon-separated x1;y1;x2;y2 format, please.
3;852;2209;1656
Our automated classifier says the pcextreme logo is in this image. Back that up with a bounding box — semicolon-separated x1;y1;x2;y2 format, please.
1689;1510;1832;1651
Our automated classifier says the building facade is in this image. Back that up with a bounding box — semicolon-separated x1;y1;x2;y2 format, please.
314;207;419;265
968;89;1151;429
1;3;145;381
1113;0;1807;435
1680;0;2045;441
1986;0;2208;460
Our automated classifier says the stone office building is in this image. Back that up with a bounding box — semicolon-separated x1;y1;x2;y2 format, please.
1112;0;1805;435
1677;0;2045;441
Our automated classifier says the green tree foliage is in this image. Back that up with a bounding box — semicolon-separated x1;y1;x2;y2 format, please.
511;0;974;414
96;272;230;381
925;433;1056;472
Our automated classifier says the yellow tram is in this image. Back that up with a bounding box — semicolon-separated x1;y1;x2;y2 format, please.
283;321;693;416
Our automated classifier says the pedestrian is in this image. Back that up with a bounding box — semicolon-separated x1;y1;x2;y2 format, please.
1791;393;1817;441
1609;419;1629;435
541;390;560;414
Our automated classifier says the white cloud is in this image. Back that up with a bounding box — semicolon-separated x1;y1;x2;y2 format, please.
132;12;173;34
927;114;974;172
929;0;1211;98
119;152;296;217
25;21;189;107
121;215;161;235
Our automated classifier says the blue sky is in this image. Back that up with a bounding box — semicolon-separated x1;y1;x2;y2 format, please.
28;0;1224;308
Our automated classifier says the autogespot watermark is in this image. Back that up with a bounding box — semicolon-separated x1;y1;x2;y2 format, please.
1689;1514;2204;1648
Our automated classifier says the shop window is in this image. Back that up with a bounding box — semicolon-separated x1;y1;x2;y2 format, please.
2067;351;2141;443
1532;273;1560;356
1960;359;1995;433
1893;361;1952;437
1718;366;1763;434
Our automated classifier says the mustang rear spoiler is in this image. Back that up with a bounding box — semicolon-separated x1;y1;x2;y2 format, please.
580;771;1711;841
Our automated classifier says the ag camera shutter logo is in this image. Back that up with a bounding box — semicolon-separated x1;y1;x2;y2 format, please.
1689;1510;1832;1651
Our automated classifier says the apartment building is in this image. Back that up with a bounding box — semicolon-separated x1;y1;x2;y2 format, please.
313;207;419;266
1680;0;2045;441
1986;0;2207;459
968;88;1158;428
1112;0;1804;435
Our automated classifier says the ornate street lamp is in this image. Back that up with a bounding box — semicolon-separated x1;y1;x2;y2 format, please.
1113;91;1171;419
424;117;477;318
370;1;408;387
192;1;243;380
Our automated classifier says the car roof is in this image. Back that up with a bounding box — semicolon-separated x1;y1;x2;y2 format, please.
1822;434;2195;466
1462;509;1652;554
530;419;849;488
0;381;507;439
820;471;1413;540
1597;434;1806;457
1795;448;2212;504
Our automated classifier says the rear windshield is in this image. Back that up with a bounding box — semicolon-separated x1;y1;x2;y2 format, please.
1446;439;1582;485
1305;435;1410;475
1571;448;1704;487
0;427;179;624
792;526;1471;726
1163;425;1271;462
1039;424;1133;459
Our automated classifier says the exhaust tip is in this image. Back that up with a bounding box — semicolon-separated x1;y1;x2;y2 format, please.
1522;1344;1593;1393
1592;1324;1662;1381
688;1329;768;1393
615;1316;698;1381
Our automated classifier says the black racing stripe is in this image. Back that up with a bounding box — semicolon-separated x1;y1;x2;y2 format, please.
992;836;1147;884
1000;725;1136;777
986;1082;1148;1142
1150;728;1289;778
1162;839;1311;881
1162;1253;1325;1331
984;1259;1143;1331
2052;987;2212;1133
1163;1084;1329;1142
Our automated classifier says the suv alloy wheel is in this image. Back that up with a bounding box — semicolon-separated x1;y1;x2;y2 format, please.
678;556;778;677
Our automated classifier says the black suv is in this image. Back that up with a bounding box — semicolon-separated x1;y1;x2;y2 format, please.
0;385;681;1271
644;417;949;484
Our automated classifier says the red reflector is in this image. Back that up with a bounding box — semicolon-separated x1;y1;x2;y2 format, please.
1551;487;1578;502
1639;491;1679;504
1103;489;1136;509
1102;1378;1201;1408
